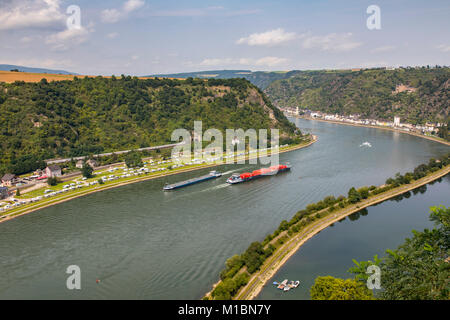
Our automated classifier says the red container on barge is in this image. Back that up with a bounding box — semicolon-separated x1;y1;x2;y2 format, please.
227;164;291;185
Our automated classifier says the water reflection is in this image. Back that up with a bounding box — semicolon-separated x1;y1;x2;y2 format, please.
258;173;449;300
1;118;448;300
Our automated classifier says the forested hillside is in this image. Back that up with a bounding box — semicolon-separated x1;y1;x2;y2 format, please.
264;67;449;124
152;70;297;89
0;76;300;175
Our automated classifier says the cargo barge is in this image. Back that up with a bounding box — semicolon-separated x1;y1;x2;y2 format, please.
226;164;291;185
163;171;222;191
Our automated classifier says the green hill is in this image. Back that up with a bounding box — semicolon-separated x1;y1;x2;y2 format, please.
151;70;296;89
0;76;300;175
264;67;449;124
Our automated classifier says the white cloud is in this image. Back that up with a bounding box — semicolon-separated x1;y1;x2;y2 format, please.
101;9;122;23
101;0;145;23
150;6;258;17
152;6;223;17
46;27;88;44
20;36;33;43
107;32;119;39
224;9;262;16
437;44;450;52
0;0;94;50
199;56;289;68
301;32;362;52
199;58;234;66
45;23;94;51
372;45;396;53
253;56;288;66
123;0;145;13
237;28;297;46
0;0;65;31
236;30;362;52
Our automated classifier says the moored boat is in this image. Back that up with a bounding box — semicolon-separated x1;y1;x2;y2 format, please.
163;171;222;191
277;279;288;290
274;279;300;291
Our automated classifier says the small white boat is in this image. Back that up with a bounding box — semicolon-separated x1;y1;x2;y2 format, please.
276;279;300;291
277;279;288;290
360;142;372;148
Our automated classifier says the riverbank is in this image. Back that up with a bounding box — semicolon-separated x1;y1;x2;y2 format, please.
233;164;450;300
294;115;450;147
0;137;317;224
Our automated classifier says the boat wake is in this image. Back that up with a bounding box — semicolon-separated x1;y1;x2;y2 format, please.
198;183;230;193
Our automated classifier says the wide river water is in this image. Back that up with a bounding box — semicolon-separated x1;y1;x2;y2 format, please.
0;118;449;299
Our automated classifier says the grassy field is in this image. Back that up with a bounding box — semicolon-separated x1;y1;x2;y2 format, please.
0;71;77;83
0;71;180;83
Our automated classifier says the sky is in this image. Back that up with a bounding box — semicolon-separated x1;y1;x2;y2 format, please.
0;0;449;75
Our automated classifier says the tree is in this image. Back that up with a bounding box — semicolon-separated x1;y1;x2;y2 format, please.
438;120;449;141
358;187;370;199
348;187;361;204
47;177;60;186
350;206;450;300
81;162;94;178
16;189;20;197
125;151;144;168
242;242;265;274
310;276;375;300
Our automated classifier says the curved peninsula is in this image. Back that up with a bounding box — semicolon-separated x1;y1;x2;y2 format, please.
205;153;450;300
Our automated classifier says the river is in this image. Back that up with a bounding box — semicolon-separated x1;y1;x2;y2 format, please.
257;174;450;300
0;118;448;299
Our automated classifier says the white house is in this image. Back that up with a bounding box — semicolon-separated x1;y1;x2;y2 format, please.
45;165;62;178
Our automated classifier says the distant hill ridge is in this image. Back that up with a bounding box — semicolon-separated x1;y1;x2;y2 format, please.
0;64;77;75
150;70;298;89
